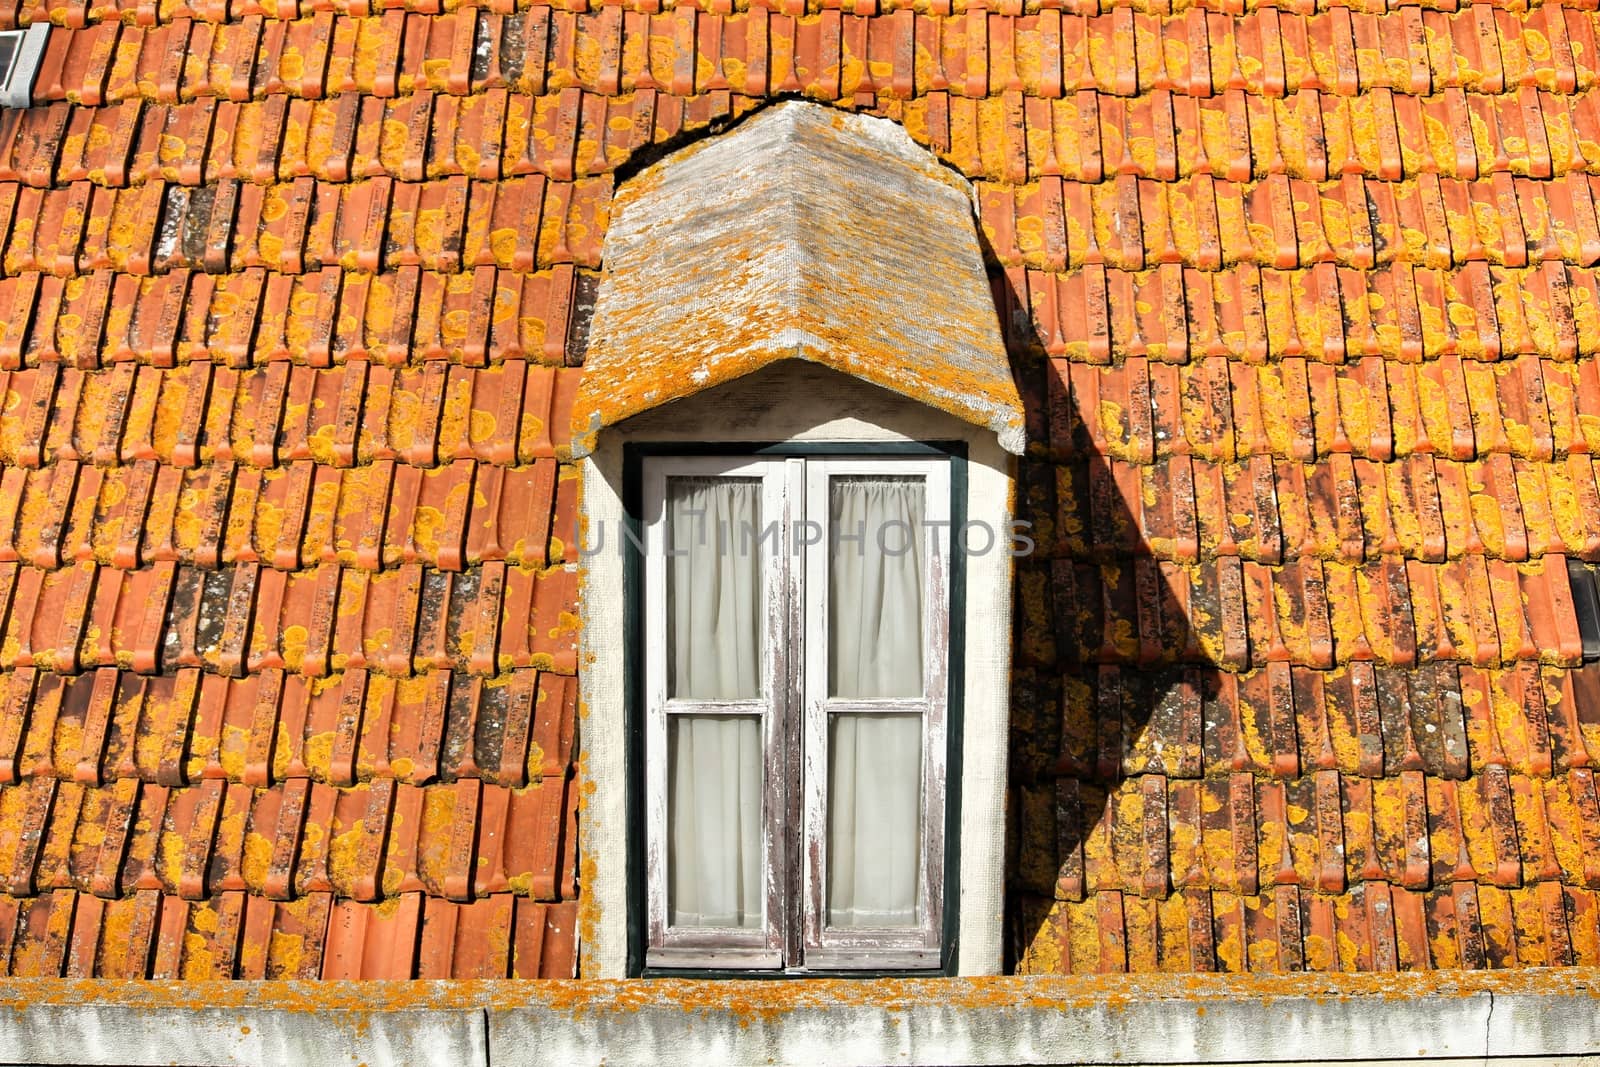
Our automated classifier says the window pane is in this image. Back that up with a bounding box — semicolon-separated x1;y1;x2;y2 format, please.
668;715;763;928
826;712;922;928
829;476;926;698
667;477;762;700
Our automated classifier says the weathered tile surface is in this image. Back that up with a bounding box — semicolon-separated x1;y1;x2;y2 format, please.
4;0;1600;977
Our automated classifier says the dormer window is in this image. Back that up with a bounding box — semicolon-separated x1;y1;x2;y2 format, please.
571;102;1025;977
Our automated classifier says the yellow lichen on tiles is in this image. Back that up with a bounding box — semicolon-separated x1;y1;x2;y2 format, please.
1122;895;1158;972
1545;455;1589;546
1324;563;1376;662
1046;897;1088;975
328;821;369;900
0;384;23;457
1502;887;1547;967
301;476;343;560
1206;890;1242;972
468;400;500;456
417;786;458;886
1235;684;1270;773
131;698;173;781
1017;902;1068;979
258;926;304;979
0;785;33;885
1240;896;1277;973
1413;371;1455;455
1045;96;1086;180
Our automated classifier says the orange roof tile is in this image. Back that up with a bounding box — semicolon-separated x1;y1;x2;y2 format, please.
2;0;1600;980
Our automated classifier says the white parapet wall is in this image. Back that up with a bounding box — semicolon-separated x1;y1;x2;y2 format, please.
1;971;1598;1067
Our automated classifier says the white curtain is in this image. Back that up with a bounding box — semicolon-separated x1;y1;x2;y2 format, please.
665;478;764;928
827;713;922;926
826;477;926;927
668;478;761;700
669;715;762;928
829;478;925;698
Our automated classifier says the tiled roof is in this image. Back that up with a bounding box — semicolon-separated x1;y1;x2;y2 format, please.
0;0;1599;980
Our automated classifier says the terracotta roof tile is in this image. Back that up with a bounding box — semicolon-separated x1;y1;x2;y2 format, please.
10;1;1600;982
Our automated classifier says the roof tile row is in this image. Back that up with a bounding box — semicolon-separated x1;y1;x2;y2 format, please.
0;888;577;978
1016;879;1600;973
1021;766;1600;898
1041;357;1600;460
1019;554;1582;668
17;83;1600;194
990;177;1600;272
1029;454;1600;563
23;7;1600;107
0;182;605;286
1011;660;1600;784
0;771;576;903
0;560;581;677
0;665;575;787
945;86;1600;184
0;460;572;571
1024;264;1600;364
0;362;580;469
0;269;593;367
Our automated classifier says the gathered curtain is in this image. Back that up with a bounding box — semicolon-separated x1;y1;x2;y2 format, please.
660;474;929;931
667;477;762;701
668;715;762;928
666;478;764;928
825;476;926;928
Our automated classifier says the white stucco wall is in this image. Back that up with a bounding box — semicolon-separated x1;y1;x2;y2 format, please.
578;361;1016;978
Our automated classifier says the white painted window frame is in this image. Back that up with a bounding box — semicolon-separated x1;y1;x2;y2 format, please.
640;457;790;969
800;457;949;970
640;454;951;972
0;24;50;109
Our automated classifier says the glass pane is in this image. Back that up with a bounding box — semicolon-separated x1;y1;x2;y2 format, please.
666;477;763;700
828;476;926;698
668;715;763;928
826;712;923;928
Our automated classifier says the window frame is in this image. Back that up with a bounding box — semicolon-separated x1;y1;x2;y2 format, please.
0;24;50;109
800;456;950;969
624;441;967;978
640;456;791;969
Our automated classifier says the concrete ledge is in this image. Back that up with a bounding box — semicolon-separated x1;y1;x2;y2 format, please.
0;987;487;1067
0;971;1597;1066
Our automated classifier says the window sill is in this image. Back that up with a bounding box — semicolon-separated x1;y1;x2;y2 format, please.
643;946;947;978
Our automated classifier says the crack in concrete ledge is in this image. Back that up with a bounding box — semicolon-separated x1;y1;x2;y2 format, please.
1482;989;1496;1067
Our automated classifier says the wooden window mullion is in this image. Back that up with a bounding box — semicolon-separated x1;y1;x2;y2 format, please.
781;456;807;968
